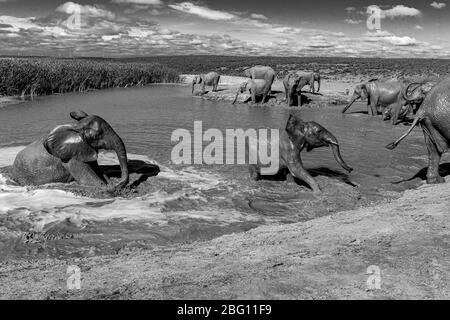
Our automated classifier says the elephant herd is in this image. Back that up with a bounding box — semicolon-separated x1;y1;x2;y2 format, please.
192;66;429;127
8;69;450;195
192;66;320;107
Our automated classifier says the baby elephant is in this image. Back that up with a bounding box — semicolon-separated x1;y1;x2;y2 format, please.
232;79;269;105
192;72;221;95
249;114;353;193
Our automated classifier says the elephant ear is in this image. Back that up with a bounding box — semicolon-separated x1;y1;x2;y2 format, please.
70;110;89;121
360;84;369;100
285;114;305;148
43;125;98;163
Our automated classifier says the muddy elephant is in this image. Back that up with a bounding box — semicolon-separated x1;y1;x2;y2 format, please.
232;79;269;105
386;77;450;184
342;78;424;125
11;111;129;191
283;72;310;107
192;72;220;94
249;114;353;193
295;71;321;93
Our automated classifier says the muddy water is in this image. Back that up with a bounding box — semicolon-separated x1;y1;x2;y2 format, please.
0;85;438;259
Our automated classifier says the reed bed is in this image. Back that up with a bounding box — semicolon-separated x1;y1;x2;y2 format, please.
0;57;180;97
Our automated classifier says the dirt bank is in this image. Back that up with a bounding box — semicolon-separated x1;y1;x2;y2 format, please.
1;176;448;299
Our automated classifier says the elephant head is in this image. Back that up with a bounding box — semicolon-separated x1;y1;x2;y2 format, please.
191;75;201;93
232;82;248;104
402;82;427;105
285;114;353;173
342;83;368;114
44;111;129;190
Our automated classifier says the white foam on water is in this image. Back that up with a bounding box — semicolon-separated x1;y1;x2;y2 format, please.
0;146;234;229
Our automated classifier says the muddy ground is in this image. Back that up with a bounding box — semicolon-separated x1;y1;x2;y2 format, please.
0;176;448;299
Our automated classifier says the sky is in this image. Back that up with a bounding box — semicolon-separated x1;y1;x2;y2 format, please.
0;0;449;58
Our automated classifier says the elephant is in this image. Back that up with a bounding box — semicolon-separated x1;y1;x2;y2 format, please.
342;78;424;125
11;111;129;192
283;72;310;107
191;72;220;95
232;79;269;105
386;77;450;184
383;83;426;122
243;65;276;99
295;71;321;93
249;114;353;193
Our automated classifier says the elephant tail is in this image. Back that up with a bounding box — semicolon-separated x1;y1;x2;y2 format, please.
385;111;424;150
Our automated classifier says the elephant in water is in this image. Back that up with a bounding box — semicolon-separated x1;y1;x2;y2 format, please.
295;71;321;93
11;111;129;192
192;72;220;95
386;77;450;184
342;78;425;125
232;79;269;105
249;114;353;193
283;72;311;107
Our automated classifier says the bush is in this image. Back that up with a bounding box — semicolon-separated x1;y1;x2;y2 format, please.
0;57;180;97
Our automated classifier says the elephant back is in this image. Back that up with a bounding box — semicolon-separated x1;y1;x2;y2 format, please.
44;124;98;163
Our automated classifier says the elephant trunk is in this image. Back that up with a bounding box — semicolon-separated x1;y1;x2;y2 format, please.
108;131;129;191
402;82;423;103
316;78;321;93
232;89;240;104
191;80;196;94
342;95;357;114
330;143;353;173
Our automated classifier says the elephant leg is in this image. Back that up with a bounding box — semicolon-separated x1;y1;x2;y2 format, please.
390;102;403;125
368;100;377;116
297;93;302;107
89;160;111;185
248;90;256;105
311;81;315;94
287;89;292;106
424;130;445;184
63;159;107;187
249;164;260;181
287;159;320;193
285;171;295;183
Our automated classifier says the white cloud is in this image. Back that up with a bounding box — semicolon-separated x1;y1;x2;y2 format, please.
383;5;421;18
112;0;163;4
250;13;267;20
430;2;446;9
345;7;356;13
56;2;116;20
415;25;424;30
345;18;362;24
368;5;421;19
168;2;236;21
364;30;418;46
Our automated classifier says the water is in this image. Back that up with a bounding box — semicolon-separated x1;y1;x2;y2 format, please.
0;85;434;259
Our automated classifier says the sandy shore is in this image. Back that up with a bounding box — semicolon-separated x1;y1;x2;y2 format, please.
1;176;448;299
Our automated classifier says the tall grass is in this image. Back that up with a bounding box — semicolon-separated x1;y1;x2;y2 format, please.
0;57;180;97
